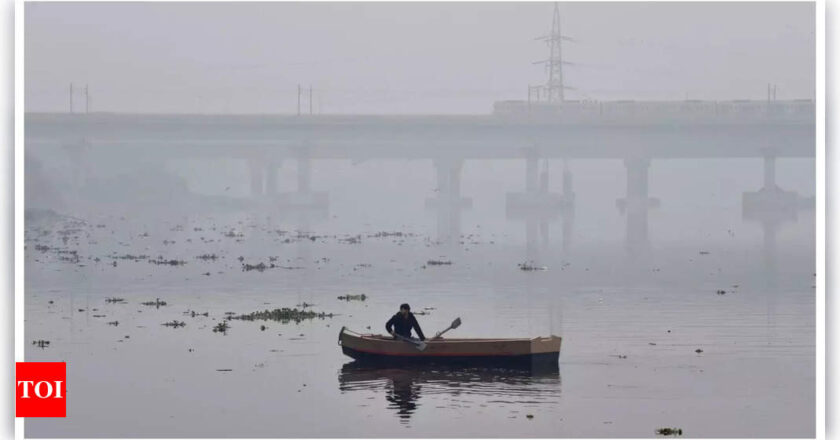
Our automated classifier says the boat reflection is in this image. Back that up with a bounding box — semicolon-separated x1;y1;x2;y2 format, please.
337;361;561;423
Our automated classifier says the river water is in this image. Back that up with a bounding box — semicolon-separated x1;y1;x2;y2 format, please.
24;152;815;437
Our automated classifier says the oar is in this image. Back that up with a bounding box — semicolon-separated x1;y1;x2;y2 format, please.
433;317;462;340
392;332;427;351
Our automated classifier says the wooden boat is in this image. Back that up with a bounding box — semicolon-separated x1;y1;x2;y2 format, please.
338;327;561;367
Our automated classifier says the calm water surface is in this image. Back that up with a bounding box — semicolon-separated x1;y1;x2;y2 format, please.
25;155;815;437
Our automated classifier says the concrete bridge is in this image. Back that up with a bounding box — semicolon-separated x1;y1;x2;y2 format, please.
25;112;816;261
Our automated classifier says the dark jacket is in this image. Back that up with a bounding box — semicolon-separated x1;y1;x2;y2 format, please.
386;312;425;341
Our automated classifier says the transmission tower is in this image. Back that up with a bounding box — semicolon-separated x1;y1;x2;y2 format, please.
534;3;573;103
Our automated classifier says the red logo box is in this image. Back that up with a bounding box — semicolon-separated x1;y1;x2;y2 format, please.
16;362;66;417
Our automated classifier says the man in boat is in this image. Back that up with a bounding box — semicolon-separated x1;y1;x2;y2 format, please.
386;303;426;341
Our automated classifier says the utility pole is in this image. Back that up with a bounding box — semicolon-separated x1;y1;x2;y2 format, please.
69;83;74;113
309;85;313;115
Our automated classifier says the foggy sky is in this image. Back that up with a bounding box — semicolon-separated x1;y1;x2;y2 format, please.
25;2;816;114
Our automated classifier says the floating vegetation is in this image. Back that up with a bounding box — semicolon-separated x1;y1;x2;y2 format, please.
162;320;186;328
105;297;126;303
242;262;269;272
368;231;411;238
518;261;548;271
242;262;303;272
231;307;334;324
337;294;367;301
427;259;452;266
32;340;50;348
212;321;230;334
223;230;244;238
141;298;167;308
149;257;186;266
184;310;209;318
196;253;218;261
111;254;148;261
656;428;683;436
297;302;315;309
339;235;362;244
107;321;119;326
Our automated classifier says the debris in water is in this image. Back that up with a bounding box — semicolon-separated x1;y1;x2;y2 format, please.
656;428;683;436
32;340;50;348
141;298;167;308
695;349;703;353
337;294;367;301
216;369;233;372
162;320;186;328
105;297;126;303
196;253;218;261
149;258;186;266
518;261;547;271
231;307;333;324
111;254;148;261
242;262;268;272
716;289;726;295
339;235;362;244
526;414;534;420
427;259;452;266
260;325;267;331
213;321;230;334
107;321;119;326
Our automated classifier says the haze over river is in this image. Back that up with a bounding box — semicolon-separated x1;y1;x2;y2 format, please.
25;125;815;437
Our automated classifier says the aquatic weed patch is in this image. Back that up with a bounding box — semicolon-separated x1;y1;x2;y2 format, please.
656;428;683;436
231;307;334;324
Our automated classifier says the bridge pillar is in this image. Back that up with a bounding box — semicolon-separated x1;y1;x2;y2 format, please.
507;157;574;262
526;156;539;193
426;158;471;245
742;153;814;282
763;155;777;190
617;157;659;255
248;157;265;196
742;153;810;218
297;156;312;193
273;150;328;209
265;161;280;196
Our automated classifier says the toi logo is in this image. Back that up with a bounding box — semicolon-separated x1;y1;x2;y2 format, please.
16;362;66;417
